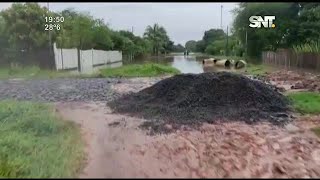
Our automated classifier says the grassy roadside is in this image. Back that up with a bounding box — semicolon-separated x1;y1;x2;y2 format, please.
0;100;84;178
0;66;99;80
99;63;180;77
244;64;278;76
290;92;320;137
287;92;320;115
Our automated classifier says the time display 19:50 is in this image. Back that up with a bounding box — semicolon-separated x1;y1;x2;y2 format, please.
45;16;64;23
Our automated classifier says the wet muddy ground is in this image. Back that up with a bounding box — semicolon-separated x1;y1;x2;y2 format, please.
2;69;320;178
56;101;320;178
56;71;320;178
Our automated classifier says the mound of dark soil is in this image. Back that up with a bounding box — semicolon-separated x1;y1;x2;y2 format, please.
108;72;291;133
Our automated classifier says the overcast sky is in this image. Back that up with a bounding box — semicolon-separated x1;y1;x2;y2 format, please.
0;2;238;45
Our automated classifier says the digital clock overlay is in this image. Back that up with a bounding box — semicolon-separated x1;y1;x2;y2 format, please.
44;16;64;31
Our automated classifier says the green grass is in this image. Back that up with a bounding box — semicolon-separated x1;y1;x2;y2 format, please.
0;100;84;178
287;92;320;114
99;63;180;77
244;64;277;76
0;66;99;80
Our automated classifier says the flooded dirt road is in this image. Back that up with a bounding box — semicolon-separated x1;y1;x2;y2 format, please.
55;78;320;178
56;101;320;178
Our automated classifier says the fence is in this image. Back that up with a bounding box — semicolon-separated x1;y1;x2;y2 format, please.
262;49;320;72
53;43;122;73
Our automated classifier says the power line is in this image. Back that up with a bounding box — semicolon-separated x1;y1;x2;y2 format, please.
220;5;223;29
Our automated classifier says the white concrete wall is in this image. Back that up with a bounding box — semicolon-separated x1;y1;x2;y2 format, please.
108;51;122;63
62;49;78;69
80;49;93;74
53;43;122;71
93;50;108;65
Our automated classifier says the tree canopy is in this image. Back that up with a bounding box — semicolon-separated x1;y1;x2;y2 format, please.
185;40;197;52
0;3;176;66
231;2;320;59
185;3;320;62
143;23;172;55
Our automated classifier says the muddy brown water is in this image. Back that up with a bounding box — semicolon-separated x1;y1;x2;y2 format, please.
124;54;237;74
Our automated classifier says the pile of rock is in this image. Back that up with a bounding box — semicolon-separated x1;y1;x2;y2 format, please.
109;72;291;133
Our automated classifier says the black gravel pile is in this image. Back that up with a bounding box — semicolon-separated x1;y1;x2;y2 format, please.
108;72;291;133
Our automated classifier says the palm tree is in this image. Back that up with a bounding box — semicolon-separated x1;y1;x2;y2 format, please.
144;23;169;56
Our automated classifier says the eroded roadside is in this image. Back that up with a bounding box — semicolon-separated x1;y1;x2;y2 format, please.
56;101;320;178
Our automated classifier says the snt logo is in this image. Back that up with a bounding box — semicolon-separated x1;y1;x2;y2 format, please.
249;16;276;28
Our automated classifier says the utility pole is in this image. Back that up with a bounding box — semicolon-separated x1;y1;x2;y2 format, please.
131;26;134;61
220;5;223;29
245;29;248;58
226;26;229;56
47;3;52;64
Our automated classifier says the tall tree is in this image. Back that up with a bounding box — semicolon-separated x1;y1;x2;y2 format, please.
195;40;206;53
173;44;185;52
291;6;320;45
0;3;172;66
164;40;174;53
91;19;113;50
0;2;60;67
143;23;170;55
1;3;55;52
202;29;226;47
232;3;300;59
185;40;197;52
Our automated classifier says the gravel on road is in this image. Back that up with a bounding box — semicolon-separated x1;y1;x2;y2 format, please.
0;78;163;102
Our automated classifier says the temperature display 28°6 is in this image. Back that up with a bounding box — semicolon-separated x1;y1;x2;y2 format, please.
45;24;61;31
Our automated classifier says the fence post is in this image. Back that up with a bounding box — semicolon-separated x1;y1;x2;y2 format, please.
317;54;320;71
77;48;81;72
91;48;94;70
53;42;58;71
104;51;110;65
285;50;287;69
60;48;64;70
288;50;291;69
